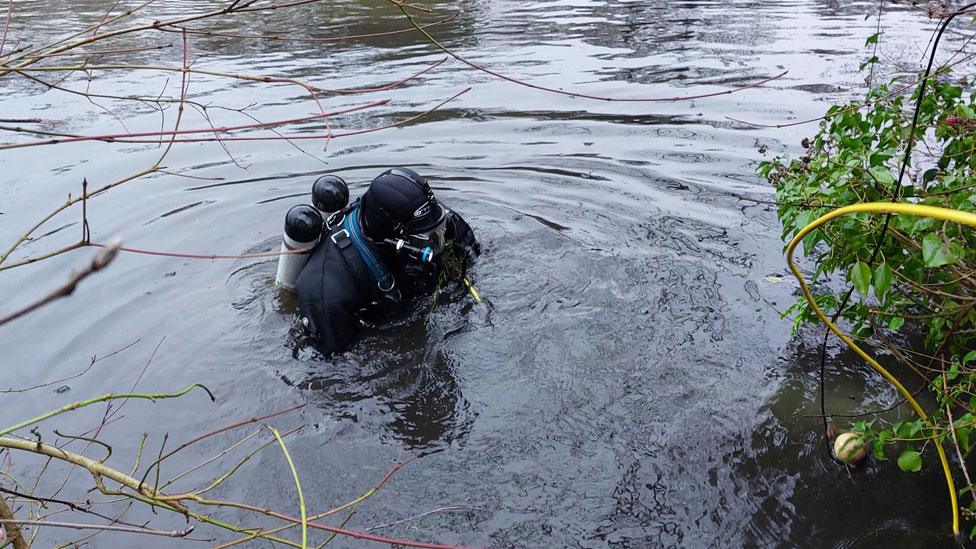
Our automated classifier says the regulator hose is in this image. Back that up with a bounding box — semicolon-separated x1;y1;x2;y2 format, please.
787;201;976;538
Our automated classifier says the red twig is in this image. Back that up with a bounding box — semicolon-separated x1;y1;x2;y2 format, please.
89;242;312;261
137;404;306;489
36;44;173;59
91;0;123;38
0;243;119;327
0;0;11;58
330;57;446;95
330;86;469;137
179;404;305;453
59;87;470;145
2;88;467;151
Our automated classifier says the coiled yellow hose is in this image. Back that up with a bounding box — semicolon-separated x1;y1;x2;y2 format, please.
787;202;976;538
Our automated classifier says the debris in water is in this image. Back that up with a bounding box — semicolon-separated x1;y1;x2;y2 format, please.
833;432;867;466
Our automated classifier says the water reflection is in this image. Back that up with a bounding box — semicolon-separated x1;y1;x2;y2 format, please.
284;296;475;451
225;235;475;450
753;333;953;548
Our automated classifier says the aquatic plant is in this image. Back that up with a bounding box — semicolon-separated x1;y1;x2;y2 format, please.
758;3;976;539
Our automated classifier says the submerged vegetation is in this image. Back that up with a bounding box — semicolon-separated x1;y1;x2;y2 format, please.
759;5;976;538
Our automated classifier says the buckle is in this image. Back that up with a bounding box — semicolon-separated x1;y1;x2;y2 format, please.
325;211;344;230
330;229;349;244
377;277;396;293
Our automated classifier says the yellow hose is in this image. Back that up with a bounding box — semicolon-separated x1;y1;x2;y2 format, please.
463;277;482;303
787;201;976;537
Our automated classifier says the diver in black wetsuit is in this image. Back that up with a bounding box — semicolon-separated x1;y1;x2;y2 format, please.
296;168;479;355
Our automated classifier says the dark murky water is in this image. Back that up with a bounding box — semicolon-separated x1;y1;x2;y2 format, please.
0;1;970;547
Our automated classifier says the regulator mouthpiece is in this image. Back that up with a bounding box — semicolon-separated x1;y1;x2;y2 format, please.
312;175;349;216
384;238;433;264
275;204;323;290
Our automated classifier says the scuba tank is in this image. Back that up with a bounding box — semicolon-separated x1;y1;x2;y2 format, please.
274;175;350;289
312;175;349;230
273;205;323;289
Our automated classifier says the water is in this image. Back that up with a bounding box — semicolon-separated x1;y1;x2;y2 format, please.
0;1;968;546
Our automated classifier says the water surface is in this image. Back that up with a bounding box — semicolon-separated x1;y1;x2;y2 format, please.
0;1;968;546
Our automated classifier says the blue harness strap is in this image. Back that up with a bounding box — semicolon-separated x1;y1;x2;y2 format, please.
332;205;399;301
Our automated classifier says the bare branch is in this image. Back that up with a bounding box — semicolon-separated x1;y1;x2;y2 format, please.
0;518;195;538
1;339;140;394
0;497;27;549
0;242;120;328
366;505;484;532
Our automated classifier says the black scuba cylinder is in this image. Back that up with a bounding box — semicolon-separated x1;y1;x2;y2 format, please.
312;175;349;222
274;205;323;289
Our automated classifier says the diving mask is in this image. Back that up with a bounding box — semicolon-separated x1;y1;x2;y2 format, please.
405;216;448;257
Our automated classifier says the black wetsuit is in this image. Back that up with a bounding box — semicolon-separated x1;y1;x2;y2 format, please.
296;203;478;355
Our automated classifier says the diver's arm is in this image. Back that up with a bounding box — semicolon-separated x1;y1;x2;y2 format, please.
304;297;362;356
446;210;480;258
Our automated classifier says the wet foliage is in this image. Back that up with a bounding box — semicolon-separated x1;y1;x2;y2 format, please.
759;61;976;530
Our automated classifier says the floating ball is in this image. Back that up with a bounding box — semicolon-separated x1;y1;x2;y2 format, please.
833;432;867;465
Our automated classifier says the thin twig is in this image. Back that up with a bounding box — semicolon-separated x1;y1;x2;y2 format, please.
0;0;12;58
0;486;144;527
163;12;458;43
268;426;306;549
0;338;140;394
0;518;194;538
943;363;976;509
0;104;385;151
138;403;304;490
0;242;120;327
0;498;27;549
366;505;483;532
0;384;214;438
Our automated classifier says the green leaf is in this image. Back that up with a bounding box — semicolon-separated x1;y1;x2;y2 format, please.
873;263;893;300
865;33;879;46
897;449;923;472
872;431;892;460
870;148;897;165
922;234;962;267
794;210;814;237
850;261;872;297
888;316;905;331
964;350;976;364
869;165;895;187
802;229;822;256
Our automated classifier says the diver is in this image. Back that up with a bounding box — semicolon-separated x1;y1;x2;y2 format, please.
289;168;479;355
